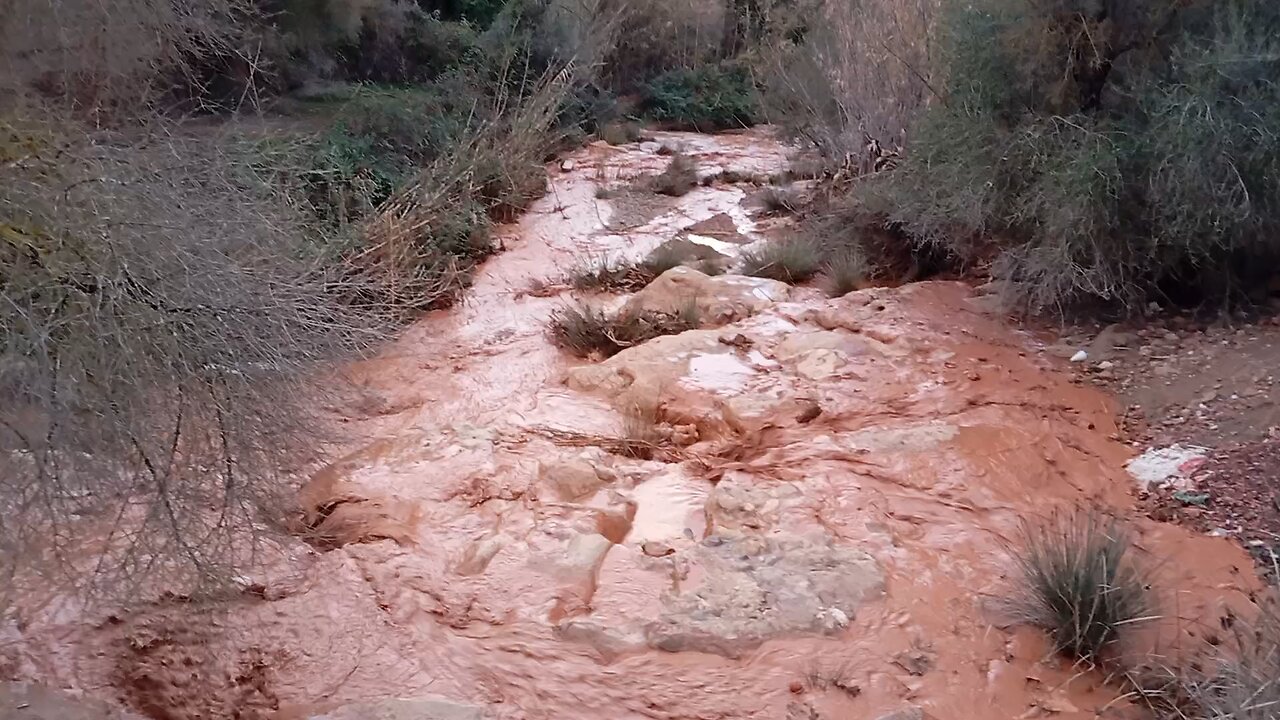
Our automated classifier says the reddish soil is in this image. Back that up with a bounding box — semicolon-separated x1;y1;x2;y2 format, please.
1048;311;1280;570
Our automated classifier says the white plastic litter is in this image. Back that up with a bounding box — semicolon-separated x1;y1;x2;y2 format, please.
1125;444;1209;491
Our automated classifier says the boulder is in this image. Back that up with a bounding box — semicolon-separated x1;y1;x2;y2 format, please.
538;457;608;500
624;267;789;324
564;329;725;414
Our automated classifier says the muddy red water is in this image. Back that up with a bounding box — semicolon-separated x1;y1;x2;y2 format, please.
3;129;1261;720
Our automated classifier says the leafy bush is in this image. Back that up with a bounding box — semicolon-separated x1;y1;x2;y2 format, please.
643;62;760;131
351;8;483;83
1009;509;1151;662
862;0;1280;312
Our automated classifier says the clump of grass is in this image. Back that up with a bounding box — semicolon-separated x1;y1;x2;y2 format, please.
785;157;824;181
822;250;868;297
568;257;650;292
600;121;644;146
802;660;862;698
652;154;699;196
740;239;823;284
656;142;681;156
1009;509;1151;663
759;186;802;216
566;245;688;293
696;257;726;276
642;243;686;277
548;301;700;358
616;404;665;460
716;168;756;185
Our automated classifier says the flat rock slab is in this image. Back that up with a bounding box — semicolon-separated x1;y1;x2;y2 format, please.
308;696;491;720
646;533;884;658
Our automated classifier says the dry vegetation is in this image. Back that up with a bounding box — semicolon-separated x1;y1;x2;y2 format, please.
741;239;823;284
567;244;685;292
1008;509;1152;663
0;0;708;603
651;153;700;196
770;0;1280;314
757;185;803;216
821;250;868;297
548;300;700;358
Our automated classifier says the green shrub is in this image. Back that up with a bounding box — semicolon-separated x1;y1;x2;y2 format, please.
352;10;483;83
557;83;621;135
822;250;867;297
1009;509;1151;663
862;0;1280;312
741;239;822;284
642;62;760;131
600;121;644;146
253;80;494;230
337;82;483;160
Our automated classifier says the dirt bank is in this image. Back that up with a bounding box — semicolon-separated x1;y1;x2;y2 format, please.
3;129;1262;720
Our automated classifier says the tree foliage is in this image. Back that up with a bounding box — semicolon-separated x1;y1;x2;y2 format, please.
863;0;1280;311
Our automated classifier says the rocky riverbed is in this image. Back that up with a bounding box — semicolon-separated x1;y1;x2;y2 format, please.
2;129;1265;720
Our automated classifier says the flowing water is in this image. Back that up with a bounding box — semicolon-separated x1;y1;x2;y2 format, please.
5;129;1263;720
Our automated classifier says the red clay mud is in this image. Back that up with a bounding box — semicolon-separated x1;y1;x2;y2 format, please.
3;128;1260;720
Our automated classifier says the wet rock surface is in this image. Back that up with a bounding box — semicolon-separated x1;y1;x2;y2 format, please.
0;683;144;720
623;266;790;323
645;534;884;658
305;696;493;720
3;128;1265;720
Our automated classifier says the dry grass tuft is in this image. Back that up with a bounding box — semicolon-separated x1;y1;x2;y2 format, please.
716;168;757;185
548;300;699;358
651;153;699;196
822;249;868;297
1009;508;1152;663
600;121;644;146
526;404;679;462
758;185;802;216
740;239;823;284
696;257;726;276
566;244;687;293
802;660;862;698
